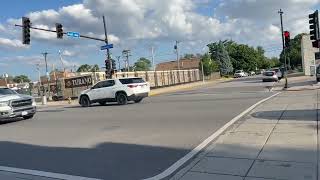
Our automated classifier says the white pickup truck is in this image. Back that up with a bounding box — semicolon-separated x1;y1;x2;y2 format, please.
0;87;36;121
79;77;150;107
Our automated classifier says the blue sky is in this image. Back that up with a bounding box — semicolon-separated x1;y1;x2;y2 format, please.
0;0;318;80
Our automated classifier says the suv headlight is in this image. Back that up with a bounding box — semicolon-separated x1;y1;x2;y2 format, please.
0;101;9;107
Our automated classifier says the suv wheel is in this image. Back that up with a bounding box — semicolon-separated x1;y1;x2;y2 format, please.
117;93;127;105
134;98;143;103
80;96;91;107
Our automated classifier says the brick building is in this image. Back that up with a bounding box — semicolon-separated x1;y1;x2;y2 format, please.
155;58;200;71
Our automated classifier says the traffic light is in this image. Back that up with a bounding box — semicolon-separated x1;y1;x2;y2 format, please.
112;59;116;70
22;17;31;45
105;59;110;70
55;23;63;39
284;31;290;48
309;10;319;47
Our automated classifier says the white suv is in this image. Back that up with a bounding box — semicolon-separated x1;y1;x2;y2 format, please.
79;78;150;107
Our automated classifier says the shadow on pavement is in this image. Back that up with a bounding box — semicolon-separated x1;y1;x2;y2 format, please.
0;141;188;180
252;109;316;121
288;80;316;87
65;102;136;109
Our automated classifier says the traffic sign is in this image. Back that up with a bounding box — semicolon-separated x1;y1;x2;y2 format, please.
100;44;114;50
67;32;80;38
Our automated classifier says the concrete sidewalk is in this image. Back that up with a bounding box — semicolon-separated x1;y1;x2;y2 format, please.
171;90;319;180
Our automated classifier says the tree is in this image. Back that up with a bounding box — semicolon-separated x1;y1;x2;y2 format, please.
184;54;195;59
280;33;307;69
77;64;92;72
134;58;152;71
13;75;30;83
91;64;100;72
208;41;233;75
199;53;219;76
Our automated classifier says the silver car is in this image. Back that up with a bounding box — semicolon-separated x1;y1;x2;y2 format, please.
262;71;279;82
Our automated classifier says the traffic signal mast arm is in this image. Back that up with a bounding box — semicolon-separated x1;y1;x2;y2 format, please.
15;24;106;42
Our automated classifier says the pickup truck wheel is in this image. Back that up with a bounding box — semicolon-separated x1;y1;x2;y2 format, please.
80;96;91;107
117;93;127;105
23;115;34;120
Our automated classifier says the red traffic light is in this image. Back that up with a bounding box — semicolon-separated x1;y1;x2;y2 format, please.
284;31;290;38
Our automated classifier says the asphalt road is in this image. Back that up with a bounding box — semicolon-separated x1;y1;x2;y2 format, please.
0;76;274;180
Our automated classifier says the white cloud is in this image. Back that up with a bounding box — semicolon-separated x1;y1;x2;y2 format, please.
0;24;5;32
61;50;75;56
0;38;27;49
1;0;319;57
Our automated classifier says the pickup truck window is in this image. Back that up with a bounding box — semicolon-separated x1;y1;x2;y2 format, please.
0;88;16;95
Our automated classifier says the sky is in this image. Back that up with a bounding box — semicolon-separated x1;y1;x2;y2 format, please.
0;0;319;80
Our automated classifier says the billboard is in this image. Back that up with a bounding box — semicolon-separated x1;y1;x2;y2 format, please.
64;75;92;89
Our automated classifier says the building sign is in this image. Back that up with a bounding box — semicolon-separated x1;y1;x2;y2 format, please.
64;75;92;89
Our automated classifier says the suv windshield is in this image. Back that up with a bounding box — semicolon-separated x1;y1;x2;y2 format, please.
235;70;242;73
119;78;145;84
0;88;16;95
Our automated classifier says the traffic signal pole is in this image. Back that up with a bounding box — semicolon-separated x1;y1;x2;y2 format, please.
102;16;112;79
278;9;288;89
15;24;107;42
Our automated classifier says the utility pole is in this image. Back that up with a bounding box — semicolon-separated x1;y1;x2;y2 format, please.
278;9;288;88
201;61;205;83
103;15;112;79
122;50;131;72
41;52;50;99
58;50;66;73
175;41;180;70
151;46;155;71
36;64;41;96
116;56;121;71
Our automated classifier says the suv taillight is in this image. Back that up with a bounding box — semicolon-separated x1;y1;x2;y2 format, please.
128;85;138;88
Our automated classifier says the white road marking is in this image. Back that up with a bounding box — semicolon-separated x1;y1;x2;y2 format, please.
143;92;282;180
0;166;102;180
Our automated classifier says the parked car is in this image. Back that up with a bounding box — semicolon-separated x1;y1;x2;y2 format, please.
270;68;283;80
249;71;256;76
262;71;279;82
234;70;247;78
0;87;36;121
79;78;150;107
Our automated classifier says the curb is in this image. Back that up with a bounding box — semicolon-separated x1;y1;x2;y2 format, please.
149;78;233;97
143;92;282;180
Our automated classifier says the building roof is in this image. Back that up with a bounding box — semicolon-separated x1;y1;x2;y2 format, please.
156;58;200;71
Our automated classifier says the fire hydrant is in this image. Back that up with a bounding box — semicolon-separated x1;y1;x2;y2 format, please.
67;97;72;104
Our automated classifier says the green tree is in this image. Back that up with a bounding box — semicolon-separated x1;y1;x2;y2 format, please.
280;33;307;69
208;41;233;75
184;54;195;59
91;64;100;72
199;53;218;76
13;75;30;83
77;64;92;72
134;57;152;71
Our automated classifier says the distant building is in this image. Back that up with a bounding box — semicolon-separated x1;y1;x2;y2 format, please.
301;34;320;75
156;58;200;71
0;79;6;87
